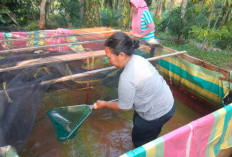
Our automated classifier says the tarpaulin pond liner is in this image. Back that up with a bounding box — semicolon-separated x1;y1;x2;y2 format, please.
120;103;232;157
1;27;231;156
154;49;231;106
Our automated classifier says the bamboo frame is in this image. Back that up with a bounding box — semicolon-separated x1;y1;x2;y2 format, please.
0;50;106;72
41;51;187;85
0;51;186;93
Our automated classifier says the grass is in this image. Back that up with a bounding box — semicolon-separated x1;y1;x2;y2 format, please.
157;33;232;69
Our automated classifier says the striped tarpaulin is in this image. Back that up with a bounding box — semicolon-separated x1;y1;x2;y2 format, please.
156;56;231;106
120;103;232;157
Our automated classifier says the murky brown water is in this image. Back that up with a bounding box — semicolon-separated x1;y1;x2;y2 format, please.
19;79;215;157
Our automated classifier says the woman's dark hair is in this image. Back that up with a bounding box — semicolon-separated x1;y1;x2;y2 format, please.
104;32;139;56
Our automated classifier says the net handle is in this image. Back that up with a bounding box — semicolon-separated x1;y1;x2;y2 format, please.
88;98;119;110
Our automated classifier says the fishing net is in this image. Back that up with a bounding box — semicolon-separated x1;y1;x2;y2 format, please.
0;27;152;153
47;104;92;142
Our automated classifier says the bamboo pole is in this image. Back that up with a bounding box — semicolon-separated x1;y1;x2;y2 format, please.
42;51;187;85
147;51;186;61
0;50;106;73
0;30;121;42
0;38;106;54
0;51;186;93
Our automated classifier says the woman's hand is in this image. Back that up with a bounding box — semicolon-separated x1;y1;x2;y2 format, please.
93;100;106;109
127;31;141;38
133;33;141;38
94;100;128;111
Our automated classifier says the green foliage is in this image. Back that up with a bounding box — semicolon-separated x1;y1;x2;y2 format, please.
0;0;40;26
0;14;5;24
162;40;232;68
120;0;131;29
190;25;206;41
158;7;183;39
65;0;81;27
190;23;232;50
158;2;208;40
48;13;68;29
100;8;121;27
144;0;152;6
23;21;39;31
56;0;81;27
85;0;101;27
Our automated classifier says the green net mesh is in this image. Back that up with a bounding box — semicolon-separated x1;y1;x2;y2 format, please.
47;104;92;142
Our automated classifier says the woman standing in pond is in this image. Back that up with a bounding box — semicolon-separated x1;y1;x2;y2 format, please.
94;32;175;148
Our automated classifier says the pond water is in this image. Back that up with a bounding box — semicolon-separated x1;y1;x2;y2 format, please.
19;76;216;157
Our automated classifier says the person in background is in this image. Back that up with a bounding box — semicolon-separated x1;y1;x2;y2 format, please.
129;0;160;46
94;32;175;148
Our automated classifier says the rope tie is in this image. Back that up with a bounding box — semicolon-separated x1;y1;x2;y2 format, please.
2;82;13;103
34;67;50;78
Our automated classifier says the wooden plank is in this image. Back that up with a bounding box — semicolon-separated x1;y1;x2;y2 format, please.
0;50;106;72
220;77;232;82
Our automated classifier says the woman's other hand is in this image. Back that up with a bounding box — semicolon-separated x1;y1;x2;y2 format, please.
129;32;141;38
133;33;141;38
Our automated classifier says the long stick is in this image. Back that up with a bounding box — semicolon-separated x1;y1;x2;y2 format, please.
0;50;106;73
47;51;186;86
0;51;186;93
0;38;106;54
0;30;121;42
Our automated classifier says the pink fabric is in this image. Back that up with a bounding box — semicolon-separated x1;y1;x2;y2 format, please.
162;125;191;157
161;113;215;157
0;28;74;52
0;32;27;50
189;114;215;157
46;28;72;52
130;0;149;35
141;22;155;37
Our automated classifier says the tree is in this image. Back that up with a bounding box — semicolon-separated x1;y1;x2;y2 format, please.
5;8;19;26
200;2;215;52
219;0;232;28
154;0;163;19
39;0;48;29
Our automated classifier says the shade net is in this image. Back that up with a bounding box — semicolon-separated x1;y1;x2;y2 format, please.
0;28;151;153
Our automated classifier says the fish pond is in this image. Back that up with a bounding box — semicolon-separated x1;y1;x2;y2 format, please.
19;76;216;157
